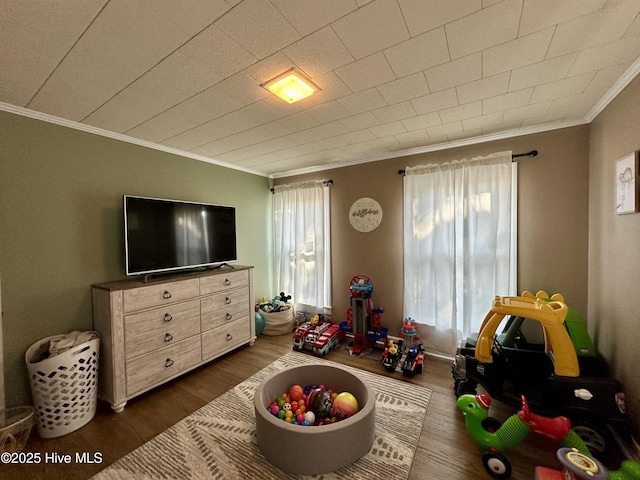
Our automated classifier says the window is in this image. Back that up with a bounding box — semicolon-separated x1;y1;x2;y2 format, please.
403;151;517;355
273;181;331;314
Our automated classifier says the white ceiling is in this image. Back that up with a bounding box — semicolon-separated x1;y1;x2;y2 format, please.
2;0;640;178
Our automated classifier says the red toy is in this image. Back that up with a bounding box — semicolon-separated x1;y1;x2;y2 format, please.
292;316;342;356
340;275;388;355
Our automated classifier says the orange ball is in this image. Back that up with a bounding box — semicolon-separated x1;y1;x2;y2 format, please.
289;384;304;402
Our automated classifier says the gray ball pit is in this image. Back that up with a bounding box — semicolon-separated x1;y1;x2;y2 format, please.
254;363;376;475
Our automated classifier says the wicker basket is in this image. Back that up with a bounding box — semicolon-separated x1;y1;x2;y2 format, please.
25;333;100;438
0;406;35;453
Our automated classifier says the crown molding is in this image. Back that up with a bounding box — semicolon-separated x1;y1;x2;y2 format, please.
586;56;640;123
0;103;269;178
270;119;587;178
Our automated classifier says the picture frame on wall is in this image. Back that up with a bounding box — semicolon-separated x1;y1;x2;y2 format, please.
616;151;639;214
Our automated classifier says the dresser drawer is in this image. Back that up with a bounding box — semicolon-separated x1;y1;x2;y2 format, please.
202;319;251;360
126;337;201;396
124;299;201;359
201;288;250;331
199;269;249;295
123;278;199;313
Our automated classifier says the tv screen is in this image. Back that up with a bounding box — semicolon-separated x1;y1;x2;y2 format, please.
124;195;237;276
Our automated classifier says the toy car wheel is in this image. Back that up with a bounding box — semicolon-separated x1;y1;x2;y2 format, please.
482;451;512;479
570;419;609;455
454;378;477;397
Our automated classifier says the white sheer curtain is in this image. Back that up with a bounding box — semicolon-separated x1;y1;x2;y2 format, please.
403;151;517;355
273;181;331;314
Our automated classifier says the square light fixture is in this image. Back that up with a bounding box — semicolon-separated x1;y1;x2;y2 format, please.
262;68;320;104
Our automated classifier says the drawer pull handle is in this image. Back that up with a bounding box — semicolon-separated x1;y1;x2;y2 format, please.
226;334;233;341
163;290;172;300
224;279;231;286
226;313;233;321
164;333;173;343
165;358;174;368
163;313;173;323
225;297;232;305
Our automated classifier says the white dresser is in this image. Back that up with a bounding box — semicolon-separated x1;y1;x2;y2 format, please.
92;265;254;412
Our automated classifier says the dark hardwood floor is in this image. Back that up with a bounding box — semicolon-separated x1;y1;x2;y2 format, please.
5;334;625;479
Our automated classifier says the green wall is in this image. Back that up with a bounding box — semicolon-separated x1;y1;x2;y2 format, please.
0;110;273;406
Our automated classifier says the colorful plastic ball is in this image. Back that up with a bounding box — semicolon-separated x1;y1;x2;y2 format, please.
297;413;305;424
304;411;315;425
277;409;286;420
332;392;359;420
289;384;304;402
302;420;310;426
270;405;280;415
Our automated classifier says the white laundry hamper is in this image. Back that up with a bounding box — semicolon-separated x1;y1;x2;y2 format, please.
25;332;100;438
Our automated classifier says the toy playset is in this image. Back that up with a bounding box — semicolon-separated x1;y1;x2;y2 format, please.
339;275;388;355
266;382;359;426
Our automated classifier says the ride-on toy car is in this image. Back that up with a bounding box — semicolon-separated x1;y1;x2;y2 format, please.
452;291;627;455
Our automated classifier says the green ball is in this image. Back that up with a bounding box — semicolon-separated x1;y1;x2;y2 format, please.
277;409;286;420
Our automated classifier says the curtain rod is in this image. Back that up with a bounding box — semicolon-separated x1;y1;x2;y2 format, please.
270;179;333;192
397;150;538;175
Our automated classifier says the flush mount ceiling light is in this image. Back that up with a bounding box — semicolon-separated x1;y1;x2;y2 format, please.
262;68;321;104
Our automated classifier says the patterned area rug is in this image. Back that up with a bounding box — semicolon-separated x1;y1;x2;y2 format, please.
92;351;432;480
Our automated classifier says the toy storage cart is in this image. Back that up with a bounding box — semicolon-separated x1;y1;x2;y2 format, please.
25;332;100;438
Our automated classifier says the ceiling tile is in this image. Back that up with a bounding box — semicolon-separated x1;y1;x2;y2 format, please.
483;88;533;114
401;112;441;131
383;27;450;78
376;72;430;105
0;0;107;106
214;0;300;59
270;0;358;36
502;100;551;124
283;26;354;77
84;52;221;132
482;28;554;77
427;121;464;138
335;53;396;92
439;101;482;124
338;111;381;132
410;88;458;115
445;0;521;60
368;121;407;138
424;53;481;92
462;111;504;131
569;34;640;75
519;0;605;36
456;73;510;104
139;0;232;35
398;0;481;37
372;101;416;123
304;101;352;124
530;73;595;104
585;63;631;91
331;0;410;60
508;54;577;92
177;25;257;78
28;0;192;120
338;88;387;114
547;2;639;58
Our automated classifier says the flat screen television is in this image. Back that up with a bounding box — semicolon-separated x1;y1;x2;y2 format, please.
124;195;237;276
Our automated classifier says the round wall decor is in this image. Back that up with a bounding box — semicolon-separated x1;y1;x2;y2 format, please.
349;197;382;232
